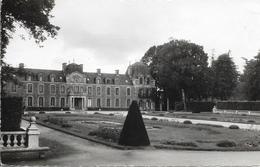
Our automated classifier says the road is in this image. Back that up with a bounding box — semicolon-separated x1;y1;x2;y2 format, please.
3;121;260;166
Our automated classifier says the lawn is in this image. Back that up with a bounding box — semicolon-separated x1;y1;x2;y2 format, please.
148;111;260;124
27;112;260;151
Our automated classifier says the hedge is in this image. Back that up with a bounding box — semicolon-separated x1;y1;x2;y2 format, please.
26;107;70;111
1;97;23;131
174;101;215;113
216;101;260;111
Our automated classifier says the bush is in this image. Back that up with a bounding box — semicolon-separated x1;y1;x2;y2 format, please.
26;107;70;111
159;113;164;116
210;117;218;121
151;117;158;121
65;111;71;114
62;123;72;128
229;125;239;129
216;101;260;111
183;120;192;124
216;140;236;147
39;111;45;114
247;120;255;123
109;113;114;116
163;141;197;147
188;102;215;113
89;127;121;142
1;97;23;131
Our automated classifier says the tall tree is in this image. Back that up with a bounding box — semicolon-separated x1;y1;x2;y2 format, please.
142;39;210;105
1;0;60;58
211;53;238;100
241;52;260;100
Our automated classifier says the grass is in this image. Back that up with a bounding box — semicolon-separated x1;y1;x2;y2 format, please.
30;112;260;151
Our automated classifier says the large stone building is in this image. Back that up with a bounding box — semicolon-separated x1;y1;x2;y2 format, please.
4;62;156;111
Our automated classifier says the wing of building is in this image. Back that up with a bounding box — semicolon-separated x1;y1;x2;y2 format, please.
4;62;156;111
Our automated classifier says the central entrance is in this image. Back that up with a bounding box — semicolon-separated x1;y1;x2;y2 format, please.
74;98;83;110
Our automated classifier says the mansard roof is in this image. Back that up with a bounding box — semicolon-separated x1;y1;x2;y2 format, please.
17;67;132;85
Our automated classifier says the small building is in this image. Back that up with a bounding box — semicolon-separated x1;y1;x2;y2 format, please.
4;62;156;111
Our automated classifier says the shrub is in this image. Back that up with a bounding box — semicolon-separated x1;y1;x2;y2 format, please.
26;107;70;111
89;127;121;142
65;111;71;114
229;125;239;129
159;113;164;116
94;112;100;115
247;120;255;123
216;101;260;111
210;117;218;121
109;113;114;116
183;120;192;124
188;102;215;113
163;141;197;147
39;111;45;114
62;123;72;128
216;140;236;147
151;117;158;121
175;102;184;111
1;97;23;131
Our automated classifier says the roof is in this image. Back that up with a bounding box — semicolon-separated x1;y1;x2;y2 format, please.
15;67;133;85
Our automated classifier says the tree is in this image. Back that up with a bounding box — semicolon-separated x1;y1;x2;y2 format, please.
241;52;260;100
1;0;60;57
211;53;238;100
141;39;210;108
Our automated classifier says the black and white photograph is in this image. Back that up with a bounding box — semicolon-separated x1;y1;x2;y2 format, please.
1;0;260;166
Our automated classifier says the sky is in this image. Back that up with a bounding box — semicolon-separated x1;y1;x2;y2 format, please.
5;0;260;74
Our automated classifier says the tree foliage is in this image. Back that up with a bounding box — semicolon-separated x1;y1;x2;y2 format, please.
141;39;210;101
211;53;238;100
1;0;60;57
241;52;260;100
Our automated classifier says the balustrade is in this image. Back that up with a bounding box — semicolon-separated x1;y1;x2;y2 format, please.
1;131;27;149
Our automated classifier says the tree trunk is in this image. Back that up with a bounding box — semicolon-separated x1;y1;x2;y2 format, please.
182;89;187;112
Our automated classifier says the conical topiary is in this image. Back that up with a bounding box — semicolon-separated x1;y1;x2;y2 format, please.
118;100;150;146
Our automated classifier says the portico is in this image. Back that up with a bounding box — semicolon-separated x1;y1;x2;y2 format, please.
69;96;86;110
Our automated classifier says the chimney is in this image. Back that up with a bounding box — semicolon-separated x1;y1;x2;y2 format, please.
80;64;83;72
19;63;24;68
115;69;119;75
62;63;67;71
97;68;101;75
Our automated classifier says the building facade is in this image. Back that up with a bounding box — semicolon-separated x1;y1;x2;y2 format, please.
4;62;156;111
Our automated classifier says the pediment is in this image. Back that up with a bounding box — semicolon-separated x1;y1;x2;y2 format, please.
66;72;85;83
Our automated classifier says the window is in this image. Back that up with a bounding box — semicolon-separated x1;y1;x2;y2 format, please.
87;98;92;107
88;87;92;95
28;75;32;81
107;79;110;84
51;75;55;82
107;87;111;95
11;83;17;92
61;85;65;93
97;98;101;108
39;74;43;82
115;88;119;96
147;77;150;84
27;83;33;93
80;86;84;93
39;84;44;94
50;97;55;106
107;99;110;107
127;99;131;107
139;77;143;84
97;78;100;84
115;98;120;107
97;87;101;96
28;97;33;107
39;97;44;107
74;86;79;93
51;84;56;94
127;87;131;96
60;98;65;107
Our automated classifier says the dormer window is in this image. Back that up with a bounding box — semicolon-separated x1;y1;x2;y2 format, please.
147;77;150;84
28;75;32;81
50;74;55;82
107;79;111;84
97;78;100;84
139;77;143;84
39;74;43;81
